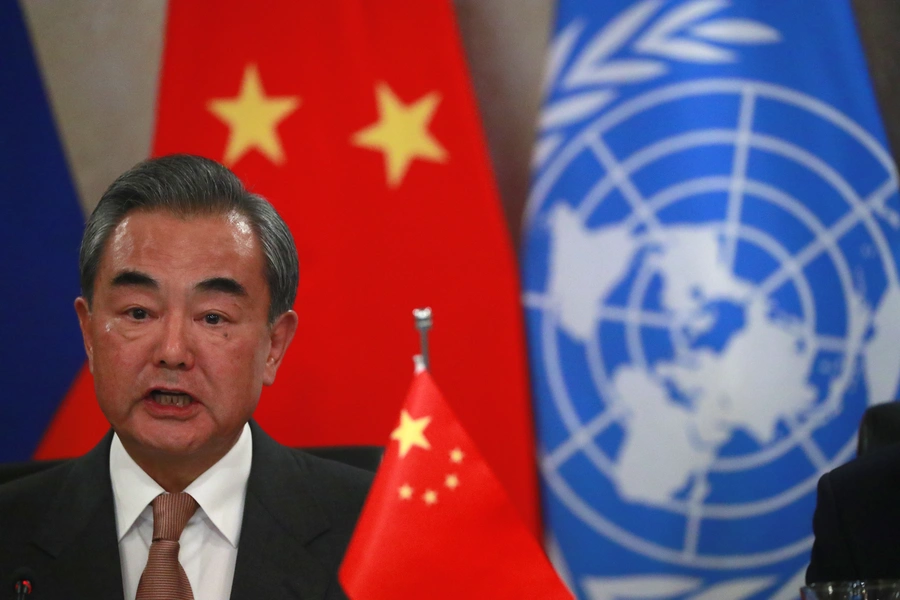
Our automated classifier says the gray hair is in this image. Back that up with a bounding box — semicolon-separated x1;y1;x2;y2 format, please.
79;154;299;323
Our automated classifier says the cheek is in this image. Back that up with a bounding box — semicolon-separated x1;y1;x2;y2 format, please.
92;321;136;367
93;317;155;361
90;320;158;388
206;335;269;382
102;316;150;341
90;324;147;414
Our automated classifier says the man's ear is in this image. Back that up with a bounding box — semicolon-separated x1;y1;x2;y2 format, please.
74;297;95;373
263;309;299;386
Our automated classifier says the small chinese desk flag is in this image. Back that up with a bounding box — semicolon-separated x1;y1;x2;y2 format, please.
340;368;572;599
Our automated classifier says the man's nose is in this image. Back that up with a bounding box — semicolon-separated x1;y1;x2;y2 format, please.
153;315;195;369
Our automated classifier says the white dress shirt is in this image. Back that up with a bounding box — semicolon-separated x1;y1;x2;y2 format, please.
110;423;253;600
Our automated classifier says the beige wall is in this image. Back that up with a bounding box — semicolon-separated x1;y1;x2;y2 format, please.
852;0;900;160
21;0;167;217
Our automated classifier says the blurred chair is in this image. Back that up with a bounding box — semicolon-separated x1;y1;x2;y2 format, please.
857;402;900;456
0;445;383;486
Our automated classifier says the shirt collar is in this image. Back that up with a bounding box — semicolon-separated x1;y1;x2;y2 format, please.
109;422;253;548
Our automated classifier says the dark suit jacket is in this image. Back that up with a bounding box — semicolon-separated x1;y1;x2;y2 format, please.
0;421;373;599
806;443;900;583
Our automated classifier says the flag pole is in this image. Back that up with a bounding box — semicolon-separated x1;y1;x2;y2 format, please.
412;307;432;371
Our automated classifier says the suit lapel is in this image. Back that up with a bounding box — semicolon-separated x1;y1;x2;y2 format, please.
230;422;332;600
32;431;125;599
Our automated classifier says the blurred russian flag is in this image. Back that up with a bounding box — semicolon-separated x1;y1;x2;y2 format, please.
0;0;89;461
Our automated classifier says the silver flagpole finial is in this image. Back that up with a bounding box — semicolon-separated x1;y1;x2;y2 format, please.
412;307;433;371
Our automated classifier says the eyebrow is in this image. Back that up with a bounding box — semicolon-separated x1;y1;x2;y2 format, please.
111;270;159;289
196;277;248;297
109;271;247;298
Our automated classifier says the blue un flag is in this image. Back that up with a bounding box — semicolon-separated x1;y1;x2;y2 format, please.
522;1;900;598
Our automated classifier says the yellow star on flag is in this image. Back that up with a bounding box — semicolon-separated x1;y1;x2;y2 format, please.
450;448;464;463
390;410;431;457
352;82;447;188
398;484;414;500
423;489;438;505
207;64;300;166
445;474;459;490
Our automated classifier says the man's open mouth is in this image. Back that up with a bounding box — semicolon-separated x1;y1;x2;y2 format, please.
150;390;194;408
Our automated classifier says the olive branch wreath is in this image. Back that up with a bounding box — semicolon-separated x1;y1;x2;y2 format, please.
535;0;781;168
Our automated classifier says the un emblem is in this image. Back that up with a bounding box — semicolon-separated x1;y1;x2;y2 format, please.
524;4;900;596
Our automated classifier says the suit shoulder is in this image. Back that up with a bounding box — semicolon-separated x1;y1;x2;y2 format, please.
281;449;374;551
288;450;374;503
808;444;900;582
817;444;900;522
0;462;71;538
0;462;71;506
826;444;900;493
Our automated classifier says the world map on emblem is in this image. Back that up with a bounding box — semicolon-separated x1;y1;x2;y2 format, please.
524;78;900;575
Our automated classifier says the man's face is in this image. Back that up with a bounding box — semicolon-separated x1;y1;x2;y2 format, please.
75;210;297;465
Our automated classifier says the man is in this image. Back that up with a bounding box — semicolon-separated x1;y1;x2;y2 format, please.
0;154;372;599
806;443;900;583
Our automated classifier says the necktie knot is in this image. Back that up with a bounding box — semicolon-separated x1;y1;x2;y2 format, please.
151;492;198;542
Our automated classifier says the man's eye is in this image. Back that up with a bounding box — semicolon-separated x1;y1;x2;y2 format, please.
129;308;148;320
204;314;222;325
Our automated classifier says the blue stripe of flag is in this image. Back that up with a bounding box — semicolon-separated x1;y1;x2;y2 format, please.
0;0;88;461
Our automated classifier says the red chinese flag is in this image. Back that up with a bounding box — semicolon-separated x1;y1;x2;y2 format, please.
340;370;571;599
36;0;540;529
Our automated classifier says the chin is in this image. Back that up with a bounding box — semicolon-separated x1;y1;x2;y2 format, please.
129;424;211;458
141;437;205;459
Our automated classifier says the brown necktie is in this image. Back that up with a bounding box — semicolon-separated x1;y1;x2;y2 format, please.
135;492;199;600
